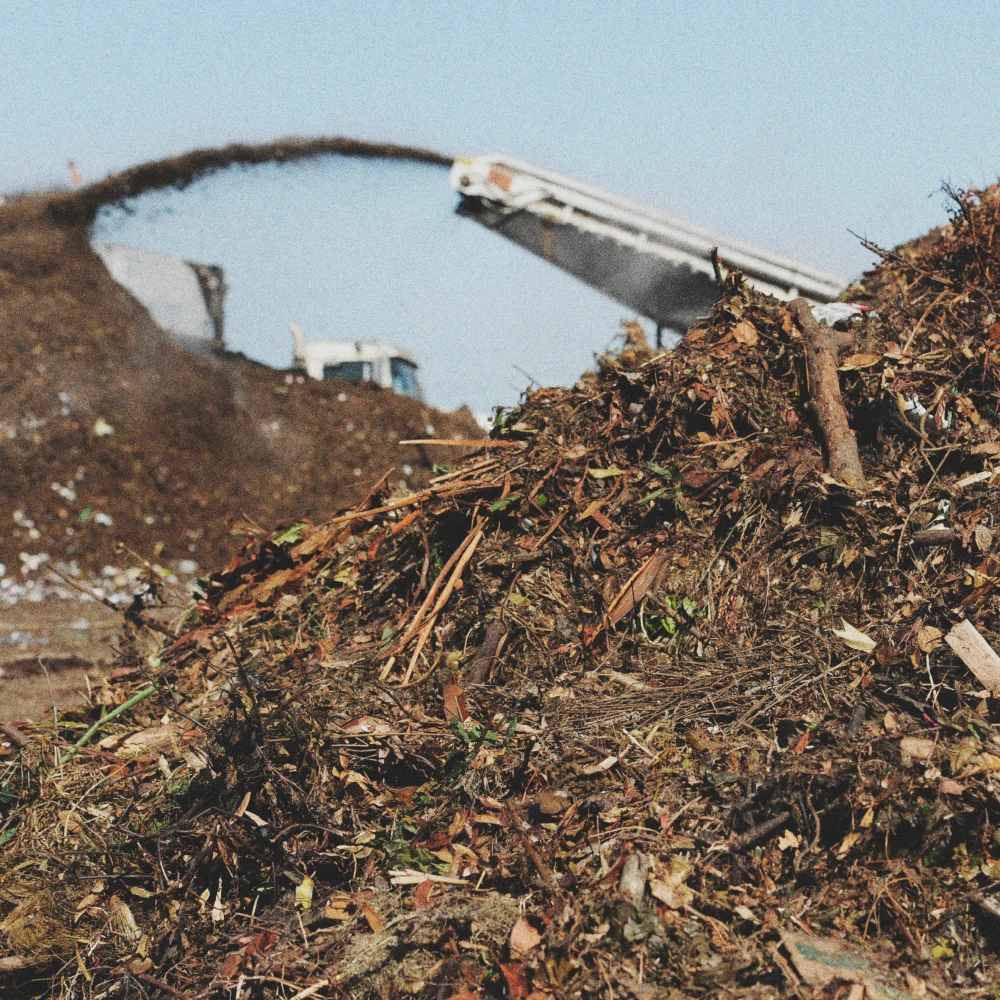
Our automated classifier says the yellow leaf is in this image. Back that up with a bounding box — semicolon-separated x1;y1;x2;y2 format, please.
295;875;315;911
834;830;860;859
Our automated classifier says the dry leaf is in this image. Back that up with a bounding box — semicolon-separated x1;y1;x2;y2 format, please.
916;625;943;652
776;829;800;851
442;681;471;723
838;353;882;370
831;620;876;653
509;915;542;956
342;716;393;736
500;962;530;1000
579;755;618;775
606;549;668;628
534;790;570;815
732;321;759;345
834;830;860;859
648;857;694;909
717;445;750;470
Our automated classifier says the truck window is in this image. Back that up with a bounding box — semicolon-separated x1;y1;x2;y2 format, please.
323;361;371;383
391;358;422;399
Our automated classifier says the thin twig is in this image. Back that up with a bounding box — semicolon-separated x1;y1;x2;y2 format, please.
37;656;59;735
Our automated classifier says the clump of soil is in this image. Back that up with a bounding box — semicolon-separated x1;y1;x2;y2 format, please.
0;171;478;576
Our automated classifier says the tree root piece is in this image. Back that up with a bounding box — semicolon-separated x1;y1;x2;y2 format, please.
791;298;867;488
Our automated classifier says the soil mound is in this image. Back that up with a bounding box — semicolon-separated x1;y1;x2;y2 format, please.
5;185;1000;998
0;144;476;577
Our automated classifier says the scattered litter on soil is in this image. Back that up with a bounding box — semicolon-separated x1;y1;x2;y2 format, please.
0;138;477;578
7;181;1000;998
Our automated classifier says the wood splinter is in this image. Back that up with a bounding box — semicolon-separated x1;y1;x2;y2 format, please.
790;297;867;489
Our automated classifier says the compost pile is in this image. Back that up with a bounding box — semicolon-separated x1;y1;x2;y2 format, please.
0;178;477;576
5;186;1000;1000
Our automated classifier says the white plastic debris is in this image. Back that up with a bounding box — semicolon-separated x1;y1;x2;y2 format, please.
93;418;114;437
18;552;50;573
50;481;77;502
810;302;871;326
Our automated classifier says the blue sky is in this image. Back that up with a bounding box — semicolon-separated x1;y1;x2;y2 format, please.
4;2;999;412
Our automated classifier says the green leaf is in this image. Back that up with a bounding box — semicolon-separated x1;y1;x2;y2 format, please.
489;493;522;513
78;504;94;522
272;522;307;546
0;825;17;847
535;493;548;506
639;487;669;505
647;462;673;478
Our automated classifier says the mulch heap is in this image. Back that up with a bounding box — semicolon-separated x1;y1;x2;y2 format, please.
0;187;478;576
5;184;1000;999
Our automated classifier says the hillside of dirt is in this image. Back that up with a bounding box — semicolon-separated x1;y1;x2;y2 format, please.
0;150;477;577
4;184;1000;998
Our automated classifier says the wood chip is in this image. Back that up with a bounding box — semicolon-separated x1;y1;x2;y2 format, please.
945;619;1000;695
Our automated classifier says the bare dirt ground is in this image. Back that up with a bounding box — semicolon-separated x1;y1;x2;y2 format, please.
0;599;120;722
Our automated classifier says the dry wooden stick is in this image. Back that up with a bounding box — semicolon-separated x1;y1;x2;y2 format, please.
790;298;866;488
389;525;481;655
400;530;483;684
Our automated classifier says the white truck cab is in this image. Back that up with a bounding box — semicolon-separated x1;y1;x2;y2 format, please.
290;324;423;400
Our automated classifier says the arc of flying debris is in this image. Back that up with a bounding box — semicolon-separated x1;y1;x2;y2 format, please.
48;135;455;223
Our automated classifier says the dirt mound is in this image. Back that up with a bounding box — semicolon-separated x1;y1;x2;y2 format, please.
0;170;478;577
6;184;1000;998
